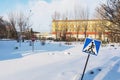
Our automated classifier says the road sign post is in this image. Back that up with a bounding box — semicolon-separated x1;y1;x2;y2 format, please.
32;41;34;52
81;38;101;80
81;54;90;80
31;36;35;52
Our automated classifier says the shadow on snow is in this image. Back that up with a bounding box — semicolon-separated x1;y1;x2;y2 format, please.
0;40;73;61
82;67;102;80
82;56;120;80
102;60;120;80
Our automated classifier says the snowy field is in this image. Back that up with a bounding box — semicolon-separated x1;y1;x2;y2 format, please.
0;40;120;80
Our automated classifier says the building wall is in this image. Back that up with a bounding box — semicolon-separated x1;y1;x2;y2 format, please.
52;19;111;41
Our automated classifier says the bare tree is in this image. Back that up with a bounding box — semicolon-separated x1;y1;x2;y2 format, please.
96;0;120;42
62;17;68;41
74;4;81;41
81;8;89;39
8;12;18;39
74;3;89;41
17;12;27;41
60;11;71;41
0;17;7;38
8;11;32;40
52;11;60;40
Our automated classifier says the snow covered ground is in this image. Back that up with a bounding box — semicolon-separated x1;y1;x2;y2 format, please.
0;40;120;80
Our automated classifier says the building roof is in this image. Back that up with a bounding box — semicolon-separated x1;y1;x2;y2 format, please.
52;19;106;22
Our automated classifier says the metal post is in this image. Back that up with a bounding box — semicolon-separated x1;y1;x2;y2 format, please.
32;41;34;52
81;54;90;80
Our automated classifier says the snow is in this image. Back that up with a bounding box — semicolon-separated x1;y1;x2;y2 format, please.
0;40;120;80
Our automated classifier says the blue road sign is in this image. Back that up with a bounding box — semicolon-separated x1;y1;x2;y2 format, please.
82;38;101;56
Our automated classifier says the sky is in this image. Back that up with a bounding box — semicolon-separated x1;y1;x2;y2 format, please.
0;0;107;32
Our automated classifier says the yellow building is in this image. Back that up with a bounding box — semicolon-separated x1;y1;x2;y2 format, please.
52;19;111;41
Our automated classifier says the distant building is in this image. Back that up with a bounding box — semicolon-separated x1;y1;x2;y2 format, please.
33;32;52;40
52;19;111;41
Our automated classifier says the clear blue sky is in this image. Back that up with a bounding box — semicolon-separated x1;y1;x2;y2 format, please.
0;0;26;13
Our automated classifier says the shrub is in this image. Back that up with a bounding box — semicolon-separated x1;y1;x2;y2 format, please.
41;40;45;45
